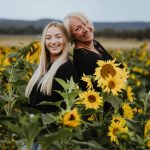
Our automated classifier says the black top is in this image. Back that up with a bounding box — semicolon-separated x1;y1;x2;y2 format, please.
73;40;113;90
73;40;114;113
28;59;79;114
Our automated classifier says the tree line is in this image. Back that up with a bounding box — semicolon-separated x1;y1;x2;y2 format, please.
0;25;150;39
95;28;150;40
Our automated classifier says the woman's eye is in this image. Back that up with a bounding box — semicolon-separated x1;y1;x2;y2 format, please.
56;35;62;39
75;28;80;32
46;37;51;40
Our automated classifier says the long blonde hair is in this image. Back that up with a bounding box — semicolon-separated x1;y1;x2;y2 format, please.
63;12;94;42
25;22;69;97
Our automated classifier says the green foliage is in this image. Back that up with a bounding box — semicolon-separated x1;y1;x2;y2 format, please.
0;42;150;150
4;115;43;150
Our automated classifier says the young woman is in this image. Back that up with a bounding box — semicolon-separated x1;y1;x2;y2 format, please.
25;22;79;114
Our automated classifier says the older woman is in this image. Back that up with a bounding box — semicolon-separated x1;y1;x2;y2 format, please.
63;12;114;90
63;12;118;114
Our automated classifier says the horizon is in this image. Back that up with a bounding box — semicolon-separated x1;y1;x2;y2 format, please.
0;18;150;23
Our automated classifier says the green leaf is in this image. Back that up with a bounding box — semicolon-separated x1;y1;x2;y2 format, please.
81;108;96;116
104;93;122;112
71;140;107;150
4;115;43;146
38;128;74;146
13;79;27;86
136;134;145;146
42;113;57;125
54;90;66;99
38;100;62;108
8;53;18;58
54;78;69;89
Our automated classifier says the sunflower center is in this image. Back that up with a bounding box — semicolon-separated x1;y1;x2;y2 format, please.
88;95;96;103
69;114;75;121
8;57;14;63
101;64;116;78
113;128;119;135
108;81;116;89
114;119;119;123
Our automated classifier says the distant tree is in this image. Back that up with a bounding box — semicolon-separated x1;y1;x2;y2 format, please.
0;26;150;39
94;28;150;39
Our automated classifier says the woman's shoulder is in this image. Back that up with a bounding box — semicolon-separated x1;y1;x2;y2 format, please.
73;48;89;55
61;59;74;67
73;48;94;61
58;59;75;72
55;59;79;82
94;40;113;60
73;47;101;63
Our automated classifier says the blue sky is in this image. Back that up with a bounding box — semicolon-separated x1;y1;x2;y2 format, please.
0;0;150;22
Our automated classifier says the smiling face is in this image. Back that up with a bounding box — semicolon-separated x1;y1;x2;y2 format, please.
70;17;94;43
45;26;65;60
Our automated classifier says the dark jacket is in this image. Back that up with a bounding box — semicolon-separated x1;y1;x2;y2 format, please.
73;40;113;112
29;59;79;114
73;40;113;90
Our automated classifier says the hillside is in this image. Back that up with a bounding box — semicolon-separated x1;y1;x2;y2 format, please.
0;19;150;30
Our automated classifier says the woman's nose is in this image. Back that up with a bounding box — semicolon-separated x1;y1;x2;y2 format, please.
82;27;88;33
50;38;57;44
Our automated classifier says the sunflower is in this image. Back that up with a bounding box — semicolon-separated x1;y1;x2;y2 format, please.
108;121;129;144
132;67;143;74
4;83;12;91
144;120;150;148
94;58;121;82
137;108;143;114
79;90;103;110
146;141;150;149
126;86;134;102
146;59;150;66
81;74;93;90
26;42;41;64
122;103;134;120
88;114;96;121
120;68;129;81
144;120;150;137
111;115;126;126
26;48;40;64
136;80;141;86
2;57;16;66
130;74;136;80
62;108;81;128
33;41;41;50
143;70;150;75
101;75;126;96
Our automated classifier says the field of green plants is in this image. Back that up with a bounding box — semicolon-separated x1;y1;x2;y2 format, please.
0;40;150;150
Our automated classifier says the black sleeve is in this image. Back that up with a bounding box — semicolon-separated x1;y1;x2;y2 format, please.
52;60;79;110
54;60;79;84
74;51;99;77
96;41;124;68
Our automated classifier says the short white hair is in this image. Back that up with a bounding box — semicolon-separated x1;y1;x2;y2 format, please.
63;12;94;42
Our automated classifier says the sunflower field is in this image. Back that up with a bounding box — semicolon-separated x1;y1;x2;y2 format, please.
0;41;150;150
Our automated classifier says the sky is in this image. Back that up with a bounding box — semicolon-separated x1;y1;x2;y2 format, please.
0;0;150;22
